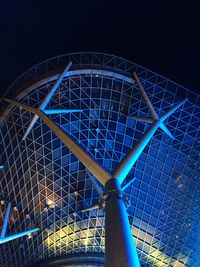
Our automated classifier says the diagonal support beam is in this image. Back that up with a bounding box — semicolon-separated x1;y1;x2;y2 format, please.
81;204;99;213
121;177;136;192
0;202;39;244
86;170;104;197
133;72;159;120
0;228;39;244
113;98;187;185
5;99;111;185
22;62;72;140
126;116;153;123
113;120;160;185
160;99;188;122
133;72;175;140
128;116;177;139
0;202;11;239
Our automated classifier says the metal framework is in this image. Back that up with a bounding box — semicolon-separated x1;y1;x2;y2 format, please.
5;71;186;266
0;202;39;244
0;52;200;267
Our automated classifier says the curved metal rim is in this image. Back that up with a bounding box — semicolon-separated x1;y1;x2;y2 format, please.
33;253;104;267
16;69;135;101
2;52;134;99
0;67;135;124
1;51;198;124
2;51;193;100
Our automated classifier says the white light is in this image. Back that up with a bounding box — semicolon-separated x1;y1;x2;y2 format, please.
73;191;79;196
28;234;32;239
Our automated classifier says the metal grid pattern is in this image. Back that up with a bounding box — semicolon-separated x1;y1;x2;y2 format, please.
0;52;200;267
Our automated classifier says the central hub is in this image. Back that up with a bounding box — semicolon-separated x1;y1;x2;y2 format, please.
105;178;121;192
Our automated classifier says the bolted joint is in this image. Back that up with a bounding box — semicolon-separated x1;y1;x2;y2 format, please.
105;178;121;192
105;178;130;207
105;178;122;200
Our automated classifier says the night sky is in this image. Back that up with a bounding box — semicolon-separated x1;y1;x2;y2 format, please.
0;1;200;98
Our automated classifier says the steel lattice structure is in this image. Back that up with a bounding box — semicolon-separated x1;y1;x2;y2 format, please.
0;52;200;267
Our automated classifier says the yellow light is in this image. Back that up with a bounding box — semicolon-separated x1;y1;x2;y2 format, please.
46;198;55;209
44;221;188;267
172;260;185;267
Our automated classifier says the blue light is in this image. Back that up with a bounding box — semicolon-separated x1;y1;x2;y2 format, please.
0;228;39;244
0;202;39;244
0;202;11;239
22;62;72;140
114;121;161;185
113;99;187;185
43;109;83;115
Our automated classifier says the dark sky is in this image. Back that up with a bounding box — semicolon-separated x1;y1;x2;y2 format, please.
0;1;200;97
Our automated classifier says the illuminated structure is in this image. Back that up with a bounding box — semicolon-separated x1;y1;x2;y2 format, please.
0;52;199;266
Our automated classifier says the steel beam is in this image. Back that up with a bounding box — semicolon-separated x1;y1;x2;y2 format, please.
39;62;72;109
105;179;140;267
121;177;136;192
0;228;39;244
22;62;72;140
0;202;39;244
113;98;187;185
43;109;83;115
5;99;111;185
81;204;100;213
126;116;153;123
113;120;161;185
0;202;11;239
5;96;187;266
86;170;104;197
133;72;175;140
160;99;187;122
133;72;159;120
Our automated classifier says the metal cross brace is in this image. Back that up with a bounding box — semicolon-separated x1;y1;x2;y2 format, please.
5;72;187;187
22;62;82;140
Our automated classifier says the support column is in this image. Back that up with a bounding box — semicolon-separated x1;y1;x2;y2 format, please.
105;179;140;267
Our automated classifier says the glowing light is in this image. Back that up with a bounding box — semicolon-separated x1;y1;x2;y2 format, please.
44;224;97;250
44;221;187;267
113;98;187;185
28;234;32;239
172;260;186;267
46;198;55;209
0;228;39;244
43;109;83;115
131;225;187;267
145;250;187;267
73;191;79;197
22;62;73;140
